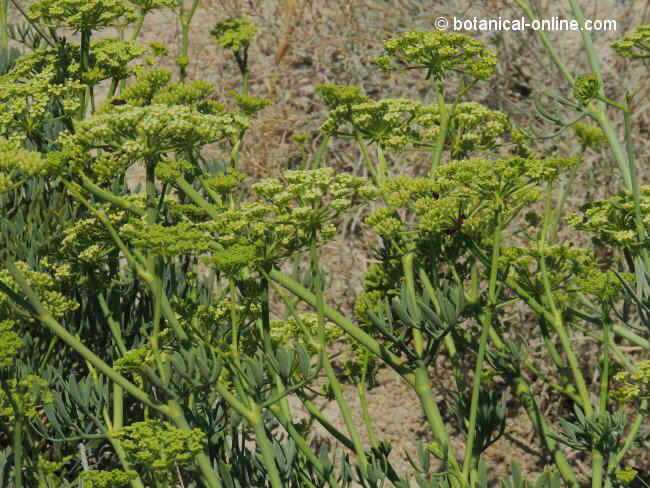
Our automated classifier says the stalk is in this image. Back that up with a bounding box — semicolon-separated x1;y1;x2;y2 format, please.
250;408;283;488
402;253;460;478
1;380;23;488
179;0;201;82
512;377;578;486
6;261;164;412
79;28;91;119
310;244;368;469
462;212;502;480
431;81;450;170
0;0;8;51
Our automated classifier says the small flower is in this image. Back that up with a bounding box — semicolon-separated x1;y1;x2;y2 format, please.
612;25;650;58
573;73;600;104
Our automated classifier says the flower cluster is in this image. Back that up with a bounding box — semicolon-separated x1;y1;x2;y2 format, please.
0;375;53;420
0;261;79;321
79;470;137;488
29;0;138;31
227;91;272;116
500;245;624;304
0;320;24;369
320;97;421;149
567;187;650;250
115;419;205;480
573;73;600;105
120;168;373;273
0;65;82;142
60;207;131;267
315;84;368;109
415;102;511;157
573;122;607;150
612;360;650;405
367;157;578;242
612;25;650;58
210;18;257;53
372;30;496;81
319;90;510;154
0;139;51;192
82;39;147;84
57;104;248;181
271;313;342;354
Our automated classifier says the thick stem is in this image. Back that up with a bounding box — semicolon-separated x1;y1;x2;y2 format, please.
6;261;164;412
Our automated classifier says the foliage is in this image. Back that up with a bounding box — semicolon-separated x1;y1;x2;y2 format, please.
0;2;648;488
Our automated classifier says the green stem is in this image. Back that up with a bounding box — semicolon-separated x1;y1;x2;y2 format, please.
251;408;283;488
462;212;502;480
6;261;164;412
0;0;8;51
514;0;574;85
179;0;200;82
79;28;91;119
310;243;368;468
2;379;22;488
358;381;378;449
357;135;381;186
431;82;450;170
512;377;578;486
268;269;406;374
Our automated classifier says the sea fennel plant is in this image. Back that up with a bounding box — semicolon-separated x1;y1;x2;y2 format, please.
0;1;649;487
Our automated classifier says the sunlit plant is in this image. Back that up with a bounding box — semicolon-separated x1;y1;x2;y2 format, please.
0;1;649;487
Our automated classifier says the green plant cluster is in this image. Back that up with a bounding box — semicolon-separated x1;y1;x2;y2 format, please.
0;1;650;487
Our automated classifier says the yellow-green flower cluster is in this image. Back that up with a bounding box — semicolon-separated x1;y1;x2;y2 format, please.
612;25;650;58
0;65;82;142
615;466;638;485
0;139;51;192
366;156;578;252
29;0;138;31
415;102;511;157
117;68;172;106
210;18;257;52
271;313;342;354
228;91;272;116
201;168;246;196
500;245;624;304
0;375;52;420
57;104;248;181
373;30;496;81
567;187;650;250
130;0;178;13
0;262;79;321
573;73;600;105
0;320;24;369
320;97;421;149
79;469;137;488
121;169;373;273
613;360;650;404
60;207;130;267
573;122;607;150
315;84;368;108
82;39;147;84
320;92;510;154
115;419;205;479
